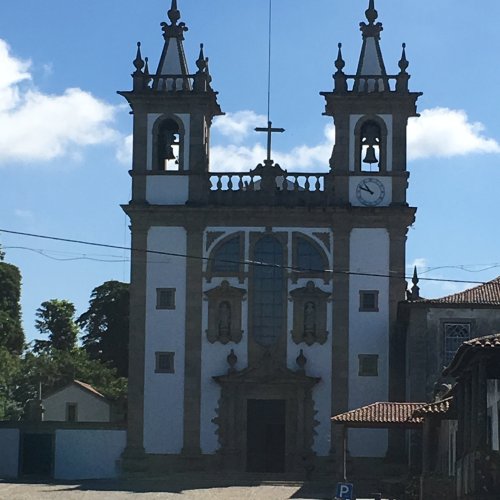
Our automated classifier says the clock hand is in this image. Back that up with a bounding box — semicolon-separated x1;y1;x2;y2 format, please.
359;182;374;195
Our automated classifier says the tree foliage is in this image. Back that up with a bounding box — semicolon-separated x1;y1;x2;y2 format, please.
0;261;25;354
78;281;129;377
34;299;79;353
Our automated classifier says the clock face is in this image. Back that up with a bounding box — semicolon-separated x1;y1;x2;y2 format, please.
356;178;386;206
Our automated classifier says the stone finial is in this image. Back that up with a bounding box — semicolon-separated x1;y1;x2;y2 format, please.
335;43;346;72
398;43;409;73
161;0;188;40
410;266;421;300
196;43;207;72
365;0;378;25
133;42;145;75
168;0;181;25
296;349;307;372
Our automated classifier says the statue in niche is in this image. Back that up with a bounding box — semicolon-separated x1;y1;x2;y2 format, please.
303;301;316;343
218;301;232;343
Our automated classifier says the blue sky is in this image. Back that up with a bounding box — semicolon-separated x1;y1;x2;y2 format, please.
1;0;500;343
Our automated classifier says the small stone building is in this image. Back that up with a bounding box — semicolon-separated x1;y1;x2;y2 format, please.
42;380;112;423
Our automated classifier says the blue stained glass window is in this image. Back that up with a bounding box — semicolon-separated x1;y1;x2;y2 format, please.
296;239;325;272
252;236;284;346
213;236;240;273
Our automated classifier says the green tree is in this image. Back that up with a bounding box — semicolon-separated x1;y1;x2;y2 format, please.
34;299;79;353
0;346;22;420
78;281;129;377
0;260;25;354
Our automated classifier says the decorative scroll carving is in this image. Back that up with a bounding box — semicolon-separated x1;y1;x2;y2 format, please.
312;232;331;252
290;281;330;346
206;231;225;251
205;280;246;344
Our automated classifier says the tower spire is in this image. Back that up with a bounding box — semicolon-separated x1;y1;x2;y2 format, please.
356;0;387;92
154;0;190;90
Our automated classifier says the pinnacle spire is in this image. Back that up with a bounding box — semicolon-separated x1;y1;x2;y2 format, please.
356;0;387;91
398;43;409;73
410;266;421;300
155;0;190;90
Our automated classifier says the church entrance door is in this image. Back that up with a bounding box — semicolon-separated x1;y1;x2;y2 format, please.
246;399;286;473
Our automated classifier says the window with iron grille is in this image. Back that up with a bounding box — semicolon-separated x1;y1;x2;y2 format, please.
444;323;471;366
156;288;176;310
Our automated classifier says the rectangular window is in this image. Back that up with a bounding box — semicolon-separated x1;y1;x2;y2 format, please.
156;288;176;310
66;403;78;422
358;354;379;376
155;352;175;373
443;323;471;366
359;290;379;312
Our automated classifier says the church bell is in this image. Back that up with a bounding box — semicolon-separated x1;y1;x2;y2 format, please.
363;145;378;164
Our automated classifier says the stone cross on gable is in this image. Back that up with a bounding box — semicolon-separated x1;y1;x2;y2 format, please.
255;121;285;163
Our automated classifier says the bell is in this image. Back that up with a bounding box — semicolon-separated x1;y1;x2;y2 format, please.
163;144;176;161
363;145;378;164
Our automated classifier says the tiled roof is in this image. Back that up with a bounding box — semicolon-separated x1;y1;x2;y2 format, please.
416;277;500;306
463;333;500;348
332;402;425;426
412;397;453;418
74;380;105;399
443;333;500;376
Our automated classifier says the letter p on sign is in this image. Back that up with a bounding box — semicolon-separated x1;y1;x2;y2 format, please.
335;482;353;499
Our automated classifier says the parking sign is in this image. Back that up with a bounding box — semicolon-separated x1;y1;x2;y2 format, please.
335;482;354;499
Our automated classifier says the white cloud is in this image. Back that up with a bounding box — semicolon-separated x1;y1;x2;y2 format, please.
211;123;335;172
409;257;428;272
212;110;267;143
0;39;118;165
116;134;133;165
408;107;500;160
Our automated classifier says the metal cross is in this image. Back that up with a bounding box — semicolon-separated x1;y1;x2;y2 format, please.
255;121;285;163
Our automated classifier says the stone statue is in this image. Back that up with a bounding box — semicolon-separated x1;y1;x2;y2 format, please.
304;301;316;341
218;301;232;342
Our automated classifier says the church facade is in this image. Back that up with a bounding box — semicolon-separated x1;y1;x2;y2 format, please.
121;0;421;474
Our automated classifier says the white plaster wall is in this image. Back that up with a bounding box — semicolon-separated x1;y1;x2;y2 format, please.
348;228;390;457
146;176;189;205
42;386;110;422
0;429;20;478
144;227;187;454
349;114;393;172
54;429;126;480
146;113;191;171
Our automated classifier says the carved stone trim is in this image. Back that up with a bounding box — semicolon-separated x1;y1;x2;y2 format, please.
290;281;330;346
206;231;225;251
312;232;331;252
212;352;320;472
205;280;246;344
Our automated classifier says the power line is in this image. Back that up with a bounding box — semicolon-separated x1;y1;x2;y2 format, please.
0;228;490;286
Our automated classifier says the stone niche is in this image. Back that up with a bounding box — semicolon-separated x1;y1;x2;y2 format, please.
290;281;330;346
205;280;246;344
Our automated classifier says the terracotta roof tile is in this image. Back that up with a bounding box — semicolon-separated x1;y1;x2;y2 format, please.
74;380;105;399
332;402;425;425
412;397;453;418
463;332;500;348
416;277;500;306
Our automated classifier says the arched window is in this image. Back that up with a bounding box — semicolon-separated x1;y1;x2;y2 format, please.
156;118;182;171
212;236;240;273
296;238;326;273
292;234;329;283
360;120;381;172
354;116;388;173
252;236;285;346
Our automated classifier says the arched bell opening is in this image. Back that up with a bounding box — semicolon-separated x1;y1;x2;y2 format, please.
153;116;185;172
354;116;388;173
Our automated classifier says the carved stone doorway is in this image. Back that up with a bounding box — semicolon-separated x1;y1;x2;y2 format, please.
246;399;286;473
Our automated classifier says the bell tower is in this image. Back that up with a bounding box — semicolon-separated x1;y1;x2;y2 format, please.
321;0;422;207
119;0;223;206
